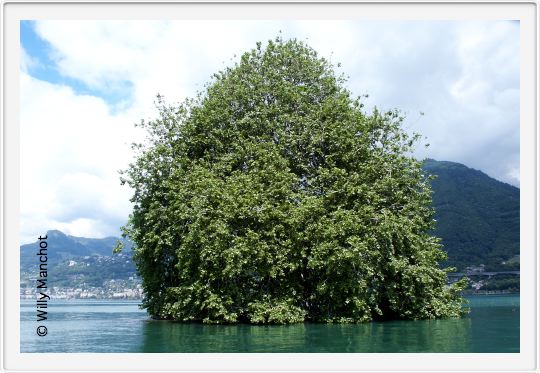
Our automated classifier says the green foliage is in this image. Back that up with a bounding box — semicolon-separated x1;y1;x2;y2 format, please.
120;37;467;323
423;160;520;271
480;276;519;292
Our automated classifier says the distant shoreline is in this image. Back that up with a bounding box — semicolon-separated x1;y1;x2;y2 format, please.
20;288;520;300
461;290;519;296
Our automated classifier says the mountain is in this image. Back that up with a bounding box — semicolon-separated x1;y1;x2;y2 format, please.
20;230;137;293
20;230;132;268
423;159;519;271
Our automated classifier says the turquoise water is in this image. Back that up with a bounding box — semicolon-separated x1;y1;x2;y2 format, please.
20;294;519;353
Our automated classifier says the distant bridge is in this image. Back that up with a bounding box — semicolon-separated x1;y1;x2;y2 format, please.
447;271;520;278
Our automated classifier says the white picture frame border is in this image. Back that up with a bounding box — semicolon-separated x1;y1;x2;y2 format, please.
1;1;537;372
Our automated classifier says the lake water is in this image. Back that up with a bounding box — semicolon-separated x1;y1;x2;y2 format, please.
20;294;519;353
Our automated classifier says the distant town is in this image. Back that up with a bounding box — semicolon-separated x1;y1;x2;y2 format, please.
20;247;145;300
20;278;144;300
448;264;520;294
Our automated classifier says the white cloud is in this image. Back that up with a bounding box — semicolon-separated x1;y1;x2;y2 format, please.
33;21;292;118
20;20;520;242
20;73;143;243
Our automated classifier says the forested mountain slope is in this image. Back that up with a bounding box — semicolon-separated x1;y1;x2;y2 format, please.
423;159;519;271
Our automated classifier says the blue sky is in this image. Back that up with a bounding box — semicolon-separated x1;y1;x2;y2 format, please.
20;20;520;243
21;21;134;106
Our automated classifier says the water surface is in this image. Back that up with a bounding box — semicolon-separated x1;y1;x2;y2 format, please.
20;294;519;353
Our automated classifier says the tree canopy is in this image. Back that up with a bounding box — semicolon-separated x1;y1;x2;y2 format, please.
119;37;467;324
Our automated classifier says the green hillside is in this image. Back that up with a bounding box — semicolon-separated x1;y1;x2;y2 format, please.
423;159;519;271
20;230;132;268
20;231;136;291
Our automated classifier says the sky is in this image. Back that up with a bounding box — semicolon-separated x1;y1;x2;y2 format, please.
20;20;520;244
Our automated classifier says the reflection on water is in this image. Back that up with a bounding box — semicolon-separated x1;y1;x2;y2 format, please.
20;295;519;353
138;316;473;353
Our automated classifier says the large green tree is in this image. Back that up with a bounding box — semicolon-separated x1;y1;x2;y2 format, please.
119;37;467;324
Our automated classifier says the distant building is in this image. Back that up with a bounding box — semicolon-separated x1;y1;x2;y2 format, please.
465;264;485;275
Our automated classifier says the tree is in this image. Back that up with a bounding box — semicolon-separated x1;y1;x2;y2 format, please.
118;37;467;324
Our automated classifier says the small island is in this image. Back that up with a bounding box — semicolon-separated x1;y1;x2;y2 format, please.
117;38;468;324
